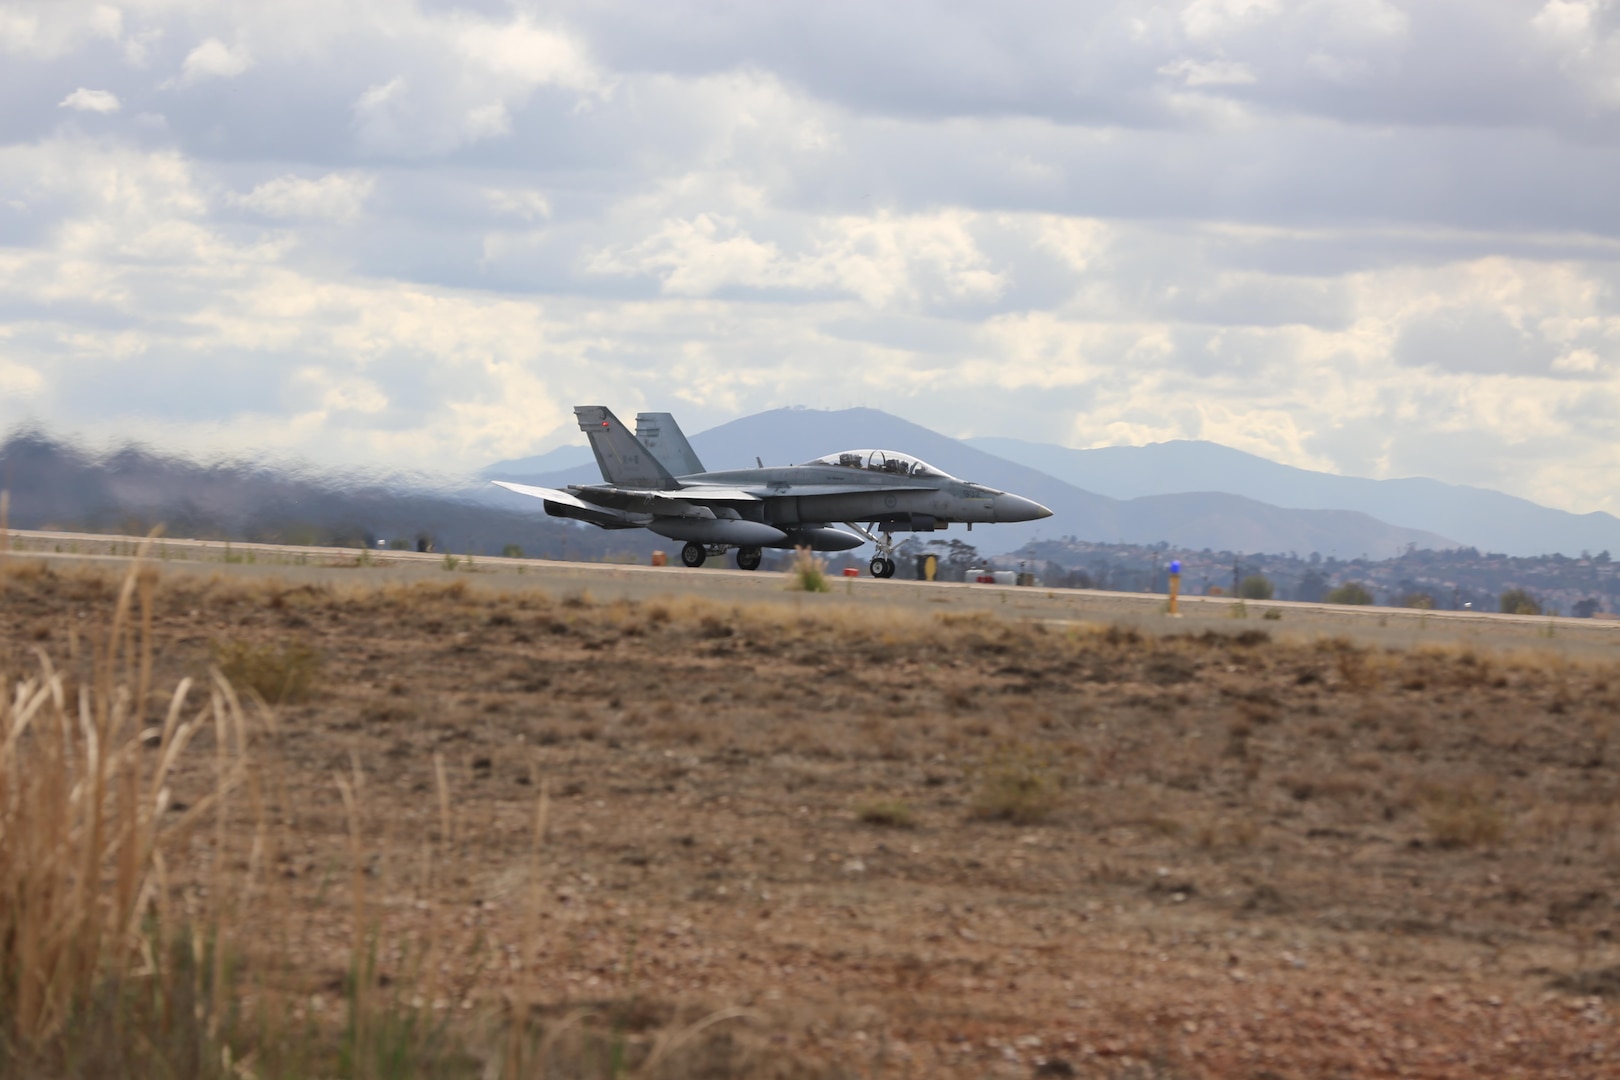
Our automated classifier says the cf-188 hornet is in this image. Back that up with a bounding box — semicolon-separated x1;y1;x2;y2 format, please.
494;406;1052;577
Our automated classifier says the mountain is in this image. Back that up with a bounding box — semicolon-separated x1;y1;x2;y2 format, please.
485;408;1457;557
482;444;595;476
967;437;1620;559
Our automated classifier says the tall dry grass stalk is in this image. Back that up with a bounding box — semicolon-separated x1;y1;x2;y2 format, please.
0;555;252;1060
1;556;782;1077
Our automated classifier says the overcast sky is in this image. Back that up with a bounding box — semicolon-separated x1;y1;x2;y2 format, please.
3;0;1619;512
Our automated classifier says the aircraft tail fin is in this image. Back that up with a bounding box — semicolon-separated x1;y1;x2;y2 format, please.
575;406;678;489
635;412;706;476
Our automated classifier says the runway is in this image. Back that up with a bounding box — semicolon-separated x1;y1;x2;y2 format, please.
5;527;1619;659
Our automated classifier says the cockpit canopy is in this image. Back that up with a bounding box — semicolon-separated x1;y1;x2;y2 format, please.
807;449;956;479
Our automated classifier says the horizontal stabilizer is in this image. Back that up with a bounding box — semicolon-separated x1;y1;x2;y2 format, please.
491;480;644;529
491;479;599;512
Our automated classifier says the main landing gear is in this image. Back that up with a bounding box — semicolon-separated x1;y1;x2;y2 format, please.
679;542;763;570
869;556;897;578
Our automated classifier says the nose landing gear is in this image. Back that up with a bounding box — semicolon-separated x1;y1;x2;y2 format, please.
843;522;900;578
736;546;762;571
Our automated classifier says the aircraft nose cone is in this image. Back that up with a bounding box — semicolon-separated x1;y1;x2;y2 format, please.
994;493;1052;522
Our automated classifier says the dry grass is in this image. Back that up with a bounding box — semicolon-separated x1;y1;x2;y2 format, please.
0;562;268;1075
1422;783;1508;849
213;636;323;703
5;558;1620;1076
784;546;831;592
0;561;809;1080
968;743;1064;824
855;798;916;828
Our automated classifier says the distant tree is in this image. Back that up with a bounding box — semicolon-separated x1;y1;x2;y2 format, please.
1043;562;1093;589
1238;574;1274;600
1325;582;1373;605
501;543;525;559
1500;588;1541;616
1573;598;1601;619
926;538;981;580
1400;593;1434;610
1294;569;1328;603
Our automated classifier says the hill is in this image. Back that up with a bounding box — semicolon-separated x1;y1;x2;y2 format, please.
968;437;1620;559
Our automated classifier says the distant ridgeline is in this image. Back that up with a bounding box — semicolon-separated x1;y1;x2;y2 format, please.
1006;538;1620;617
0;428;662;561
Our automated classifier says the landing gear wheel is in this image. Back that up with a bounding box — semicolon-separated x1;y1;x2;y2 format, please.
869;556;895;579
880;558;897;579
736;546;762;571
681;541;706;568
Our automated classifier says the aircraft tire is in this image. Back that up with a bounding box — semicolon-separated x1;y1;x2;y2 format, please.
869;556;893;578
736;546;762;571
881;559;897;579
681;541;706;568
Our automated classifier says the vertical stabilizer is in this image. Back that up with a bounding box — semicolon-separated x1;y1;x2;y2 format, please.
635;412;706;477
575;406;678;489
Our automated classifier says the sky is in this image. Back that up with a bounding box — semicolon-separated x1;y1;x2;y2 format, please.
2;1;1619;514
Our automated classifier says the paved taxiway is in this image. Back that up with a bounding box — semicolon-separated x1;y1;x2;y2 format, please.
5;528;1619;660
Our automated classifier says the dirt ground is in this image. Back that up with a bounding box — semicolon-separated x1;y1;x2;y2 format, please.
4;559;1620;1078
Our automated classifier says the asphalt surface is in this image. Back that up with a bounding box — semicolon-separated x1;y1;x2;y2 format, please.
6;528;1620;659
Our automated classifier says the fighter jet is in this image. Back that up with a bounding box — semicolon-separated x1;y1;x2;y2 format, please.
493;406;1052;577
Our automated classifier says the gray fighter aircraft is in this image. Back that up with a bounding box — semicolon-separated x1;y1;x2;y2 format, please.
493;406;1052;577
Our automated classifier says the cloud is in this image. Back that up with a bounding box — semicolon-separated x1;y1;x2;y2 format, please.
338;14;603;156
462;101;511;141
586;208;1007;309
1158;58;1258;86
176;38;252;86
1180;0;1283;41
455;16;603;95
0;356;45;397
0;3;122;59
5;2;1620;525
58;88;120;113
484;188;551;221
1393;307;1561;376
230;173;376;222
